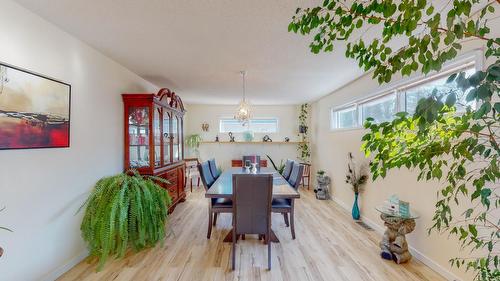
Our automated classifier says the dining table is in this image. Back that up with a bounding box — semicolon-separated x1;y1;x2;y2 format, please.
205;167;300;243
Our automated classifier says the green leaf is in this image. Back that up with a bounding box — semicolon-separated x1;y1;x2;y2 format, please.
468;224;478;237
445;93;457;107
426;6;434;16
473;102;491;119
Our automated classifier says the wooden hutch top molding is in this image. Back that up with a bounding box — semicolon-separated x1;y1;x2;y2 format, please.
122;87;186;114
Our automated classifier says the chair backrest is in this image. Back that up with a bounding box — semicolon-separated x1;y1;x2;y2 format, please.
232;174;273;235
231;160;243;167
282;159;294;180
243;155;261;168
208;158;219;179
185;158;199;175
288;163;304;189
198;161;215;190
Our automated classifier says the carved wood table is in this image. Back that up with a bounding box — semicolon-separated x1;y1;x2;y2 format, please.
376;206;419;264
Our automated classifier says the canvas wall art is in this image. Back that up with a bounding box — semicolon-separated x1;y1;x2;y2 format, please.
0;63;71;149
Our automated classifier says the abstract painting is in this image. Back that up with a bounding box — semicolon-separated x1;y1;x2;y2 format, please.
0;63;71;149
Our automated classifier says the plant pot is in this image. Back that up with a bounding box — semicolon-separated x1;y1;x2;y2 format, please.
352;192;360;220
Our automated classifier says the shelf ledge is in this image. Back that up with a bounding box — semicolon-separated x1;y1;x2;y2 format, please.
200;141;306;144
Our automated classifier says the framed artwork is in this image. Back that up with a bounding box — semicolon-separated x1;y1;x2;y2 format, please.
0;63;71;150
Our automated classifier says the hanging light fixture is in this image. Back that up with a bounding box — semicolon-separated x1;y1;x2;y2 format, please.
234;70;251;125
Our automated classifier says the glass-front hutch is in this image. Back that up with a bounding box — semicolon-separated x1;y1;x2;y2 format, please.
123;88;186;212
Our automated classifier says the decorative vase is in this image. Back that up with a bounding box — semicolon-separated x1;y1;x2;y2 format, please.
243;130;254;142
352;192;360;220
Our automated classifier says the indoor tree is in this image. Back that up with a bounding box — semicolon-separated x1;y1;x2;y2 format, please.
289;0;499;280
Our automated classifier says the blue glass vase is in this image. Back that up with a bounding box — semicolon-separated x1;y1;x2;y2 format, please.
352;192;360;220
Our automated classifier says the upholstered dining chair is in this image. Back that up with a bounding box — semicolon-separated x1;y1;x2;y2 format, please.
208;158;220;179
242;155;260;168
281;159;294;180
184;158;200;192
232;174;273;270
198;161;232;239
287;162;304;189
272;162;304;239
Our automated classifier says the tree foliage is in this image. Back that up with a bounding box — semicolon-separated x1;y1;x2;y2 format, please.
80;170;171;270
290;0;499;279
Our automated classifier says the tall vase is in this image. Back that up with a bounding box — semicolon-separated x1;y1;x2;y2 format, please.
352;192;360;220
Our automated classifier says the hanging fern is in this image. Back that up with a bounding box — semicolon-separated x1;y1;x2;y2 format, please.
79;170;171;270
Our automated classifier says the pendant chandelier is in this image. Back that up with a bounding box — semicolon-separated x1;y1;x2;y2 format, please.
234;70;251;125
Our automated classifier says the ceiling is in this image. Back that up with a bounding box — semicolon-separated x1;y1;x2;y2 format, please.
15;0;368;105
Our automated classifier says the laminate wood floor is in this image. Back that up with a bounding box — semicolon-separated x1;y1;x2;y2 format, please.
58;187;445;281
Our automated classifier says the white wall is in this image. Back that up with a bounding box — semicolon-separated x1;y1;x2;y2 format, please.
309;46;493;281
184;104;302;168
0;1;158;280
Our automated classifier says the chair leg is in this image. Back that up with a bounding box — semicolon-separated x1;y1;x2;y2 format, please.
197;177;200;187
267;233;271;270
290;201;296;239
282;213;289;227
207;208;213;239
232;230;236;270
190;177;193;192
213;213;218;226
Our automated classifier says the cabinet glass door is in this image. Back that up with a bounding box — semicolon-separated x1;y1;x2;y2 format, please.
173;115;180;162
128;107;150;168
153;106;161;167
163;111;171;165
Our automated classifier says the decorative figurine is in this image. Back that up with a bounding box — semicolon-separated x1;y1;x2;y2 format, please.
262;135;272;142
314;170;330;200
379;214;416;264
201;122;209;132
215;135;219;142
229;132;235;142
284;137;290;142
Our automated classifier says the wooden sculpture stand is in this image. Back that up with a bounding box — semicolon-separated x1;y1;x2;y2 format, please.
379;213;416;264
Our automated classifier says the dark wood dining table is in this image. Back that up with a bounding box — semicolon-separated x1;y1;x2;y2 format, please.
205;167;300;243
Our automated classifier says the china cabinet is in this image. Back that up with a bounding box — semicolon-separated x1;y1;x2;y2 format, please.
122;88;186;213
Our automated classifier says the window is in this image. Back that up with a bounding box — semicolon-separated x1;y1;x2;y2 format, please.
330;62;477;130
403;67;476;114
361;93;397;123
331;105;357;129
219;118;278;133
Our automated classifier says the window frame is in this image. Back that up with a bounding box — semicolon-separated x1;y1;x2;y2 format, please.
219;117;279;133
330;51;481;131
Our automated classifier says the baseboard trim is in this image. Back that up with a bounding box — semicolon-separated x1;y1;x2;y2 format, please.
330;197;462;281
40;250;88;281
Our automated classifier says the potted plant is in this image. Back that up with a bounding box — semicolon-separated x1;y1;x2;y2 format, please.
266;155;286;174
79;170;172;270
345;153;368;220
185;134;203;157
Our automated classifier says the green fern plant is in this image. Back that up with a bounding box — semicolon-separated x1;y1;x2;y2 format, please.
79;170;172;270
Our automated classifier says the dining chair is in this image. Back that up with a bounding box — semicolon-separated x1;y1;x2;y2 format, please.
281;159;294;180
232;174;273;270
184;157;200;192
198;161;232;238
208;158;220;179
272;162;304;239
243;155;260;168
287;162;304;189
231;159;243;167
300;162;311;189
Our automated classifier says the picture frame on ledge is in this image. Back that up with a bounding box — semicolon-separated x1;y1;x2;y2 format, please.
0;62;71;150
